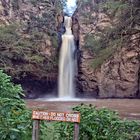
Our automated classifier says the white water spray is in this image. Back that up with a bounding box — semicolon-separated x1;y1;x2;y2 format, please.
58;16;76;98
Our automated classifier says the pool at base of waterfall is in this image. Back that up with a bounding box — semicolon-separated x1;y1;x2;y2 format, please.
36;97;97;102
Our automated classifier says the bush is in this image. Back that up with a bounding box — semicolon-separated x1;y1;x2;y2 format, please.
84;35;104;53
84;33;120;69
0;70;56;140
91;47;115;69
0;71;139;140
0;70;32;140
53;104;140;140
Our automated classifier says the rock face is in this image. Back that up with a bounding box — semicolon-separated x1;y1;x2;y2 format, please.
0;0;139;98
0;0;63;98
73;0;140;98
98;37;140;98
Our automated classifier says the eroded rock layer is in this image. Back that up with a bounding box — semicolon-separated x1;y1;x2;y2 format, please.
0;0;63;98
73;0;140;98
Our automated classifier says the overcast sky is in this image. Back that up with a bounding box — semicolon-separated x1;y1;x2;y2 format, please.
64;0;77;16
67;0;76;7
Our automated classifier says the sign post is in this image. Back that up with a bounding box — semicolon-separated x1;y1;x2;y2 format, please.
32;120;40;140
32;110;80;140
74;122;79;140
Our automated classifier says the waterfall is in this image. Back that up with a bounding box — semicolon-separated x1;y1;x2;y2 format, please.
58;16;76;98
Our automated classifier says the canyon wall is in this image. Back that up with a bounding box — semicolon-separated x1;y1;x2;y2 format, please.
0;0;63;98
73;0;140;98
0;0;139;98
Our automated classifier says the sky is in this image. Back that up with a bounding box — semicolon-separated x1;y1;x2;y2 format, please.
67;0;76;7
64;0;77;16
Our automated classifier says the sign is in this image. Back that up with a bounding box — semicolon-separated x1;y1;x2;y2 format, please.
32;110;80;140
32;110;80;123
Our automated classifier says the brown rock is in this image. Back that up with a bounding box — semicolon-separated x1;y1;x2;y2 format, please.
73;1;140;98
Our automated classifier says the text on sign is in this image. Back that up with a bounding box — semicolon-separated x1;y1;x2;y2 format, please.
32;110;80;123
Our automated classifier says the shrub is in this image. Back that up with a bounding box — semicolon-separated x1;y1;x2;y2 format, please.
84;35;104;53
53;104;140;140
0;70;32;140
0;70;56;140
84;33;121;69
91;47;115;69
0;70;139;140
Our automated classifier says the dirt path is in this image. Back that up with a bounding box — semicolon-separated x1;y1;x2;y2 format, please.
26;99;140;120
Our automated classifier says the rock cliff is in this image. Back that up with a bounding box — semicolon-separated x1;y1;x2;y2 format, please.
0;0;139;98
73;0;140;98
0;0;63;98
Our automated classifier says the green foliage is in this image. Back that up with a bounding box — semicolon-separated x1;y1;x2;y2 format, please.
0;24;57;79
84;35;104;53
12;0;20;10
30;0;37;5
51;33;59;48
91;47;114;69
84;31;121;69
0;70;57;140
0;0;63;79
53;104;140;140
0;24;19;46
0;70;32;140
83;0;140;69
79;0;93;6
0;76;140;140
28;0;63;34
99;1;128;18
27;55;45;63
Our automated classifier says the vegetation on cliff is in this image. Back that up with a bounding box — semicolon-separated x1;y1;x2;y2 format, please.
79;0;140;69
0;0;64;80
0;24;57;79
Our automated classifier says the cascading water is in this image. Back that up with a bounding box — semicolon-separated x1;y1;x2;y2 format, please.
58;16;76;98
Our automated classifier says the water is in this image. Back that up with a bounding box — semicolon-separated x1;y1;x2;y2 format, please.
27;99;140;120
58;16;76;98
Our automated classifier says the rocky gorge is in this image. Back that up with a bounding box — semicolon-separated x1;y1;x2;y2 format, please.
73;0;140;98
0;0;139;98
0;0;63;98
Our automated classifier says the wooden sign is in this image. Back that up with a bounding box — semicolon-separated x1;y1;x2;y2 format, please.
32;110;80;123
